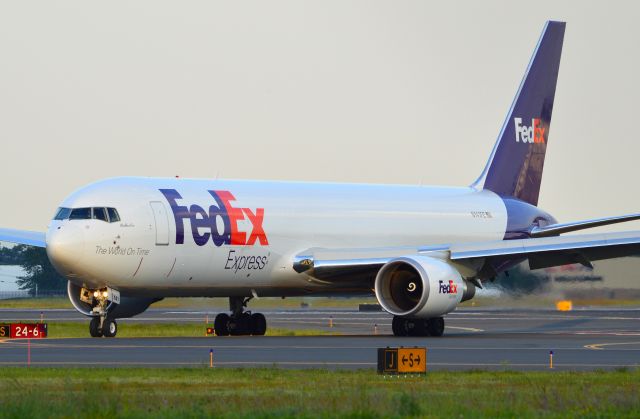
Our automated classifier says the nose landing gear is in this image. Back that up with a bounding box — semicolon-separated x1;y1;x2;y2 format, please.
81;287;119;338
89;317;118;338
214;297;267;336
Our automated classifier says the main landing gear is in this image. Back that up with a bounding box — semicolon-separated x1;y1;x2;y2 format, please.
392;316;445;337
214;297;267;336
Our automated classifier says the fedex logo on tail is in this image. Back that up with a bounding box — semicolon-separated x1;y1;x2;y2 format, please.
160;189;268;247
514;117;546;144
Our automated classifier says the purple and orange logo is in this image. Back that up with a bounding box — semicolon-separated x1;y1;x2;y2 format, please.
160;189;268;247
514;117;546;144
438;280;458;294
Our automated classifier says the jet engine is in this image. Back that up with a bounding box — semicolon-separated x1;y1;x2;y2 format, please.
67;281;160;319
374;256;475;318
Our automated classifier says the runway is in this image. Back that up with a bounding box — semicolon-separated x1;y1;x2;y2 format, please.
1;307;639;370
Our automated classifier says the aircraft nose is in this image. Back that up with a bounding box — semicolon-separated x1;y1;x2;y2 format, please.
46;223;85;276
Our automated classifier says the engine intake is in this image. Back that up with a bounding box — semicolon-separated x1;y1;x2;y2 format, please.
375;256;471;318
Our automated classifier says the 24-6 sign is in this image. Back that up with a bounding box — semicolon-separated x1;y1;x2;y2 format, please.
0;323;47;339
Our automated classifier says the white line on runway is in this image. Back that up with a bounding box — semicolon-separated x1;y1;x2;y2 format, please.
0;360;637;369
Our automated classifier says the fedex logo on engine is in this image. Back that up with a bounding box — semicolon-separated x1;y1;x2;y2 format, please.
159;189;268;247
438;280;458;294
514;117;546;144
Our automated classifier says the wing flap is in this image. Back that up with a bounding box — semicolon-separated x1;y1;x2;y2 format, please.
450;230;640;260
0;228;46;247
530;213;640;237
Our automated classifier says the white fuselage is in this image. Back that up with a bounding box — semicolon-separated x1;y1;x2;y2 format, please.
46;177;508;297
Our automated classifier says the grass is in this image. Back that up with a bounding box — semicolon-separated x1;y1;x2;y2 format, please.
0;368;638;418
4;295;640;311
0;297;72;309
10;321;337;338
0;296;379;310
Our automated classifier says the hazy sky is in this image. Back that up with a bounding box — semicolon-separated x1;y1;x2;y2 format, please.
1;1;639;232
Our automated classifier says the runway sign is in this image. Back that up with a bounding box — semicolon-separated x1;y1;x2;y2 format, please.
377;347;426;374
0;323;48;339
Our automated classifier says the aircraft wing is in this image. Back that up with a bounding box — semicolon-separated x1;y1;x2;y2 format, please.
450;230;640;270
294;230;640;283
0;228;46;247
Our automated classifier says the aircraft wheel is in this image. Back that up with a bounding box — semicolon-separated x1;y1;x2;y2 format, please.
229;313;252;335
409;319;430;337
89;317;103;338
392;316;409;337
214;313;230;336
250;313;267;336
427;317;445;337
102;319;117;338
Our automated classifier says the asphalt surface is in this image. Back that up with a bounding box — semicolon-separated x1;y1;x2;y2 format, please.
1;307;639;370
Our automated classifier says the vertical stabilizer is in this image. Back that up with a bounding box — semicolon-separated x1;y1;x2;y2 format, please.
473;21;565;206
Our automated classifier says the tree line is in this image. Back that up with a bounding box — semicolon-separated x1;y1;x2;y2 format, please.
0;245;67;294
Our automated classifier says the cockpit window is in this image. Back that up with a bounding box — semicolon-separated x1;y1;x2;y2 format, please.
69;207;92;220
93;207;108;222
54;206;120;222
107;208;120;223
53;207;71;220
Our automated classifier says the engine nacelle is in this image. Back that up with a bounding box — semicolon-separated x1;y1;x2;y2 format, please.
374;256;472;318
67;281;160;319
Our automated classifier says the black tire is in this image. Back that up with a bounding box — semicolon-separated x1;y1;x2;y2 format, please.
102;319;117;338
214;313;230;336
427;317;445;337
409;319;430;337
392;316;409;337
229;313;252;336
250;313;267;336
89;317;103;338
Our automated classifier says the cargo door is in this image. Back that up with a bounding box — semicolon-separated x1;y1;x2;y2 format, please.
150;201;170;245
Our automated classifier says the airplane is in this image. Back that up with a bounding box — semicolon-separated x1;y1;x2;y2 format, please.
2;20;640;338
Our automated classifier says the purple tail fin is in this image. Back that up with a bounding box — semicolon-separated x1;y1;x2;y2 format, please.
473;21;565;206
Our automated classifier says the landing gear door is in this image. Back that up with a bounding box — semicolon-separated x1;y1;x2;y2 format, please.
149;201;170;246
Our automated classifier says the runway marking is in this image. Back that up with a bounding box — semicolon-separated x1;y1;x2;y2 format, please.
447;326;484;332
408;362;640;368
0;360;637;369
584;341;640;350
0;340;597;351
0;361;376;366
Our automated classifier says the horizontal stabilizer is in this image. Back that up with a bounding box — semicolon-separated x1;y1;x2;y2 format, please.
0;228;46;247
